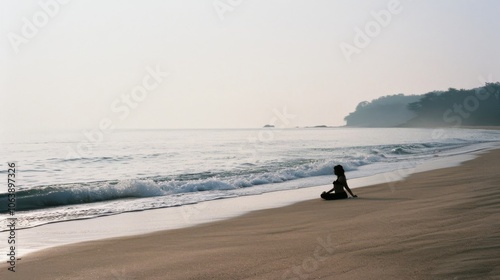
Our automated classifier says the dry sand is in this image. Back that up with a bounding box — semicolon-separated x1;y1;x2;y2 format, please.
2;149;500;280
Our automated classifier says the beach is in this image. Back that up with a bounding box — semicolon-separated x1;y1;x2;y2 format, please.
1;148;499;279
3;0;500;278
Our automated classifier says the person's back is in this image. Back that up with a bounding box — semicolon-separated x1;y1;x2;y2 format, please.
333;175;347;193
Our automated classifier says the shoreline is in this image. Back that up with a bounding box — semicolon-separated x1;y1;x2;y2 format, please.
1;142;498;259
1;142;496;259
1;146;500;278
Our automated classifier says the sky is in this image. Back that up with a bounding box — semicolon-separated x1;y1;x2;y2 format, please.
1;0;499;131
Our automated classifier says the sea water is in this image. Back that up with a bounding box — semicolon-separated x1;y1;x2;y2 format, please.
1;127;499;230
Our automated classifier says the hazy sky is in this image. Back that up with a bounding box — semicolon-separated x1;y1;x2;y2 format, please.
1;0;499;131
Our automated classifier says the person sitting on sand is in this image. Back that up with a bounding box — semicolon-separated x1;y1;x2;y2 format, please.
321;165;357;200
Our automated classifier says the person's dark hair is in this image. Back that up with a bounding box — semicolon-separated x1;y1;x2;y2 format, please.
333;165;345;176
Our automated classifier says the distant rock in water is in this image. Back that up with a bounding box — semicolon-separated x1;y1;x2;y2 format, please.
263;124;275;128
305;125;330;128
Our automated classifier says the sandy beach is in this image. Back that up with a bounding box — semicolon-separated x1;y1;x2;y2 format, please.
2;149;500;280
4;0;500;278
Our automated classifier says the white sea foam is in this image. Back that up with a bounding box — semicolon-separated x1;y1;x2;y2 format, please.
1;128;499;229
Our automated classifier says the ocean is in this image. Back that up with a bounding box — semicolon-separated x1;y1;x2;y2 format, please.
1;127;499;230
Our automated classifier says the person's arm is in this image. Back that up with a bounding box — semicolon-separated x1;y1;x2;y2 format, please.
324;180;337;194
344;185;357;198
339;176;357;197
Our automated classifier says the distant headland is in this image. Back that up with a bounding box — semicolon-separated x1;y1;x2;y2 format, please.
343;83;500;128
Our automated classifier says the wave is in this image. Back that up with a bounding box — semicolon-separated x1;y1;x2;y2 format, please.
56;155;134;163
391;147;413;155
0;140;483;213
0;180;163;212
0;156;368;213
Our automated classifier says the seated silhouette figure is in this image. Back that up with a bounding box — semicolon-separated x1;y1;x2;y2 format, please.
321;165;357;200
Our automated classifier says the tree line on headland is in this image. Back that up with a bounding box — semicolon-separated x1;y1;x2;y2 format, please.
344;83;500;127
